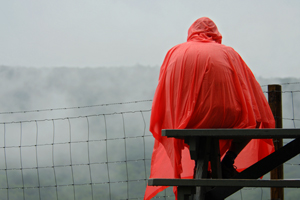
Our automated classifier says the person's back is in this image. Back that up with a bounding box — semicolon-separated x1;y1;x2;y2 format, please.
154;36;272;132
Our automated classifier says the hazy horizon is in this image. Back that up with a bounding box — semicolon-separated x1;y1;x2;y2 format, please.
1;1;300;78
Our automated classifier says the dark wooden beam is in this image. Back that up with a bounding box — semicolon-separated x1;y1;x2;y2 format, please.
148;179;300;188
161;129;300;139
205;137;300;200
268;84;284;200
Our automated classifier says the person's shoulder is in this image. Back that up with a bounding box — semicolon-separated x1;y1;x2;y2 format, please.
164;42;185;52
171;41;190;49
218;44;243;57
164;41;193;56
217;43;235;51
222;44;242;54
166;41;239;56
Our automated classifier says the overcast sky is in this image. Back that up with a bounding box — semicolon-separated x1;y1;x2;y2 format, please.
1;0;299;78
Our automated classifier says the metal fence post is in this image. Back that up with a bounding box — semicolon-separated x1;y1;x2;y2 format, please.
268;84;284;200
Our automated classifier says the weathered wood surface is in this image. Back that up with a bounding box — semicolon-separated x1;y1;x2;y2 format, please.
206;137;300;200
148;179;300;188
149;129;300;200
268;84;284;200
162;128;300;139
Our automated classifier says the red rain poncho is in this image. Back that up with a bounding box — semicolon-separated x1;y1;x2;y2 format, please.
144;17;275;200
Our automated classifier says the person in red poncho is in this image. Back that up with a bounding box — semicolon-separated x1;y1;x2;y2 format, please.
144;17;275;200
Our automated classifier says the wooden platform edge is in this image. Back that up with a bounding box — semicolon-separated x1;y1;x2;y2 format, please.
162;128;300;139
148;178;300;188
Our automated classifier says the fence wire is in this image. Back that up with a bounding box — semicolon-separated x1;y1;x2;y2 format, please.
0;109;156;200
0;83;300;200
0;100;152;115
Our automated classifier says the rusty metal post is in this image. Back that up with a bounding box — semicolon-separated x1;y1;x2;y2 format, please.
268;84;284;200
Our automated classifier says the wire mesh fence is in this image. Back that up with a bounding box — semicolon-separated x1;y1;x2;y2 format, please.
0;83;299;200
0;110;154;200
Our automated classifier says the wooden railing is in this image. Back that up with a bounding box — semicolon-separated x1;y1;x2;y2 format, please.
148;129;300;200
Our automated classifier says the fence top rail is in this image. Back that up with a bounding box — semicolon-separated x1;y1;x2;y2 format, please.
148;178;300;188
162;129;300;139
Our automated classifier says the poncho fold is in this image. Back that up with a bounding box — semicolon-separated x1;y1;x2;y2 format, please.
144;17;275;200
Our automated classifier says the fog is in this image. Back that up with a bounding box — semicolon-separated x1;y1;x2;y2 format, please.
0;66;299;199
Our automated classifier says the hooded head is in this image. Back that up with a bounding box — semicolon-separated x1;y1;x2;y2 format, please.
187;17;222;44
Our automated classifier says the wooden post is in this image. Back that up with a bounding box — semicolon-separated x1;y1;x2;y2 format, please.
268;84;284;200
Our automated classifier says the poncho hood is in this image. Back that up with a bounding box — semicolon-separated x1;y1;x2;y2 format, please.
187;17;222;44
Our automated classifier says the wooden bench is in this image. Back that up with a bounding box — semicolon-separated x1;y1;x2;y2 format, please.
147;129;300;200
